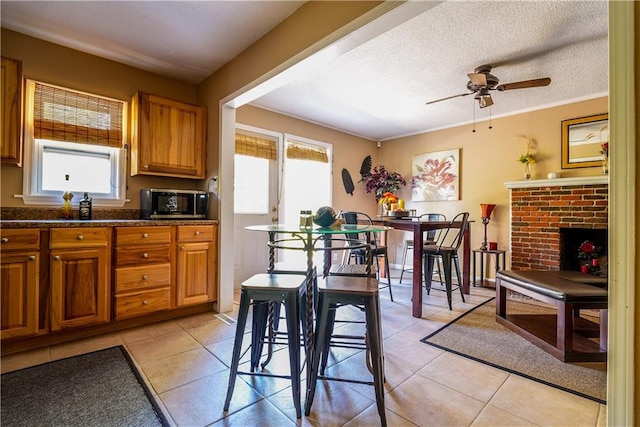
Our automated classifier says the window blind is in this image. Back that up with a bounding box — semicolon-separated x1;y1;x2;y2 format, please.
235;133;277;160
286;140;329;163
33;82;124;148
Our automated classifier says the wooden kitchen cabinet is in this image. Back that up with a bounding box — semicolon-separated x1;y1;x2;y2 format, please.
1;57;23;165
114;226;172;320
50;228;111;331
176;224;217;306
131;91;206;179
0;229;39;339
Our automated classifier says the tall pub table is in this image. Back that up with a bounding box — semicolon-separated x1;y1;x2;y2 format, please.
245;223;391;383
376;218;472;318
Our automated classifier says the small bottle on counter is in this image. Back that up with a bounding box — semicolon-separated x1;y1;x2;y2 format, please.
79;192;92;220
60;174;74;220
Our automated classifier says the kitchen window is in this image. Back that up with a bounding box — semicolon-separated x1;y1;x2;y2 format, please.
21;80;127;206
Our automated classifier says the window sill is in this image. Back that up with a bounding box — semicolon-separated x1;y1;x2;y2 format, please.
15;194;130;207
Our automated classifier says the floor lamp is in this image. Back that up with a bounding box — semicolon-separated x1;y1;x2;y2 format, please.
480;204;496;251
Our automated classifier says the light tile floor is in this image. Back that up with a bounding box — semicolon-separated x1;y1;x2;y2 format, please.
2;271;607;426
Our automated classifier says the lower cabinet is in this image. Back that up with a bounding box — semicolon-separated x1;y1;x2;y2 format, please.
114;226;171;320
1;222;217;347
176;225;217;306
50;228;111;331
0;229;39;339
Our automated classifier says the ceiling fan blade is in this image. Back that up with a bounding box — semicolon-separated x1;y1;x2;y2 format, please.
467;72;487;86
496;77;551;91
425;92;473;105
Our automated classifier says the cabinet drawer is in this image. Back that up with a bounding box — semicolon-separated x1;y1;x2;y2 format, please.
116;244;170;267
177;225;213;242
114;287;171;320
0;229;39;250
50;227;110;249
116;226;171;246
116;263;171;292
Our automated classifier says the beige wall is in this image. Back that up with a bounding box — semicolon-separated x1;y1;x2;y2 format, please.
238;98;608;266
197;1;388;203
237;105;377;215
376;97;609;263
0;29;203;208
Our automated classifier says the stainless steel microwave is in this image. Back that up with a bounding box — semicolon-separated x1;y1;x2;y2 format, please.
140;189;208;220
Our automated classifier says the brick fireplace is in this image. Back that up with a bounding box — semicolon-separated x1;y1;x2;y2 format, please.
505;176;608;271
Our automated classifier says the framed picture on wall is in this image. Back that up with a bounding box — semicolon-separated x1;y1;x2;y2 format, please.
561;113;608;169
411;149;460;201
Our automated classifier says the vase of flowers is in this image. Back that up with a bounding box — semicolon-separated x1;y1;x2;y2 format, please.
518;137;536;180
578;240;601;273
600;142;609;175
586;124;609;175
377;192;398;215
364;164;407;202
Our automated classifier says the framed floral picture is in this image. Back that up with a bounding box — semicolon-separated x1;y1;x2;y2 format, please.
411;149;460;201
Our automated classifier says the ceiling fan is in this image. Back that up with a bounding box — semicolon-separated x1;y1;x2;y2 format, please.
426;65;551;108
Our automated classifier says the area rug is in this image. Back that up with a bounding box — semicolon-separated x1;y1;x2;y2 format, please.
1;346;169;427
421;298;607;403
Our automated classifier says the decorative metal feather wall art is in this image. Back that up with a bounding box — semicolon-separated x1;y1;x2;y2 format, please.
341;168;355;195
359;155;372;182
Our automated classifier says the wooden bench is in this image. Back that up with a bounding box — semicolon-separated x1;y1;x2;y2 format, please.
495;270;608;362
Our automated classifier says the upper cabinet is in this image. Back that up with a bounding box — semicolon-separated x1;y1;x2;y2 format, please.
131;91;207;179
1;57;23;166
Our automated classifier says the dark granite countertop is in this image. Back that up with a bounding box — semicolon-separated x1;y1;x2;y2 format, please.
0;219;218;228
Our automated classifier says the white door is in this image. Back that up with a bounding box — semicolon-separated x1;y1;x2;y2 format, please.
233;130;279;284
281;136;332;266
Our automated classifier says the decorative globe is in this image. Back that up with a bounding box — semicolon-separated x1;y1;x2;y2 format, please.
313;206;337;227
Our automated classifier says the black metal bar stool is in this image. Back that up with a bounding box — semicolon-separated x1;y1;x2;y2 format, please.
305;244;387;426
223;273;307;418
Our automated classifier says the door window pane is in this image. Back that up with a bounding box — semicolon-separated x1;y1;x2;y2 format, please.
234;154;269;214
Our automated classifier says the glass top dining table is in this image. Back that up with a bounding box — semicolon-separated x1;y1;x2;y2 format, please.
245;223;391;276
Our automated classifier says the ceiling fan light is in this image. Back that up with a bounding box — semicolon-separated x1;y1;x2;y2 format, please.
479;94;493;108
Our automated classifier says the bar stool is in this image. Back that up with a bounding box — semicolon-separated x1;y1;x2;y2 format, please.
259;262;318;369
422;212;469;310
340;211;393;301
305;246;387;426
223;273;307;418
400;213;446;284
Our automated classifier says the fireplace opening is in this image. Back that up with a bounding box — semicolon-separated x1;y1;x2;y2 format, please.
559;228;608;272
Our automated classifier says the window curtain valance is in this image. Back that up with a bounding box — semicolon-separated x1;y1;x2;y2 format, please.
235;133;277;160
33;82;124;148
286;140;328;163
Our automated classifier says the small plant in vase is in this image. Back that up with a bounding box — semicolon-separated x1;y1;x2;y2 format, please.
517;136;536;180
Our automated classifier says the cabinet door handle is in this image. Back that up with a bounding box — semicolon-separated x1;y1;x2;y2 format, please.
143;164;149;169
142;300;149;305
1;238;8;243
141;253;148;258
195;231;201;236
77;235;84;241
53;256;61;261
142;233;148;238
28;255;36;261
142;275;149;280
180;246;185;251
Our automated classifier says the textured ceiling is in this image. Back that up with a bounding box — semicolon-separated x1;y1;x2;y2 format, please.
253;1;609;140
1;1;608;141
